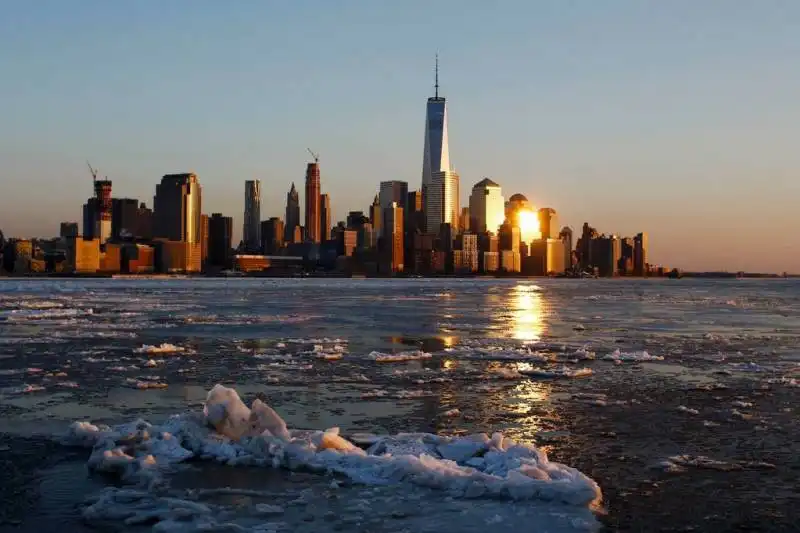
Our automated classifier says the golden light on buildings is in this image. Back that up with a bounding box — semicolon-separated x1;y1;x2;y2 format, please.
517;209;542;243
510;283;546;341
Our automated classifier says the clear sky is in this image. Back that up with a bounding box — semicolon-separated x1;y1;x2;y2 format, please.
1;0;798;273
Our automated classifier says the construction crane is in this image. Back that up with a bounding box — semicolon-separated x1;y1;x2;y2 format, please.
86;160;98;183
306;148;319;164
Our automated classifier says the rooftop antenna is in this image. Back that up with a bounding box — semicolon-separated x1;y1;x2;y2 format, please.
307;148;319;163
434;52;439;98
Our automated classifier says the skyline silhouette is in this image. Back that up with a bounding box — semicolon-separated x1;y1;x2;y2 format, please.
1;1;799;273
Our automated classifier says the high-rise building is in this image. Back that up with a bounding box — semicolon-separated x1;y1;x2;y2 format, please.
455;232;478;273
305;161;321;243
347;211;368;230
499;221;520;252
538;208;559;240
285;183;300;242
459;207;470;233
243;180;261;252
260;217;285;255
527;239;566;275
578;223;599;270
559;226;574;268
405;190;425;237
60;222;79;239
426;170;460;235
320;193;331;242
634;232;649;276
620;237;634;275
82;179;113;242
369;195;382;238
153;173;202;243
469;178;504;234
383;202;404;273
200;214;209;265
379;181;408;210
112;198;141;240
208;213;233;268
421;56;454;233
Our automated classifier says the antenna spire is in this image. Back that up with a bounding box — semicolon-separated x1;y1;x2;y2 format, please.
434;52;439;98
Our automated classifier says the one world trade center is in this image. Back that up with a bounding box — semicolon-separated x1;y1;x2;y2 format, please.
421;55;459;234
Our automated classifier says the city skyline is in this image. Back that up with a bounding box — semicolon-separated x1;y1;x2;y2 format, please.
1;2;799;273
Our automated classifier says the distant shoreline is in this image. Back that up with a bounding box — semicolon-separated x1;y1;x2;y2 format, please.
0;272;795;280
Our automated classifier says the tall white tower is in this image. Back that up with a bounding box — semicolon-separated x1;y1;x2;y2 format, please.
422;54;456;234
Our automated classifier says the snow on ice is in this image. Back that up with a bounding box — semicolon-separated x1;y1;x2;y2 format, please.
62;384;602;531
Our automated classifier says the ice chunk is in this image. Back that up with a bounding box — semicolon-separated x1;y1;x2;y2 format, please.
204;384;252;440
249;399;290;440
602;349;663;362
518;366;593;379
366;350;432;363
134;343;186;354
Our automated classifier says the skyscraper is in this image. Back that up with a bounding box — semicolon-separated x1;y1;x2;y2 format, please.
243;180;261;252
153;173;202;243
83;179;113;242
383;202;404;273
208;213;232;268
559;226;574;268
634;232;649;276
469;178;504;234
379;181;408;210
426;170;460;234
538;208;559;240
421;55;454;233
320;193;331;242
260;217;285;255
305;160;321;243
368;195;382;240
285;183;300;243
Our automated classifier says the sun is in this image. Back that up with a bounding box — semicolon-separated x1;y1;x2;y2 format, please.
517;209;541;243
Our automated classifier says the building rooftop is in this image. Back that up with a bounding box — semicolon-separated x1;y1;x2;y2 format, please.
509;193;528;202
473;178;500;189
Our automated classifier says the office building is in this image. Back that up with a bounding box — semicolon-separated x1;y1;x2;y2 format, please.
200;214;209;264
559;226;574;268
208;213;233;268
421;56;456;233
634;232;649;276
620;237;634;275
469;178;504;234
499;221;520;252
578;223;599;270
369;195;382;238
284;183;300;242
243;180;261;252
304;161;321;243
60;222;79;239
379;181;408;210
426;170;460;234
454;232;478;273
65;237;100;274
153;173;202;243
154;240;201;273
260;217;285;255
526;239;566;276
336;229;358;257
320;193;331;242
2;239;33;274
383;202;404;273
591;235;622;277
111;198;152;240
538;208;559;239
500;250;521;273
505;193;530;228
459;207;470;233
347;211;368;230
405;190;425;236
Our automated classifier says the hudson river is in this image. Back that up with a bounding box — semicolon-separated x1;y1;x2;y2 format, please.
0;278;797;532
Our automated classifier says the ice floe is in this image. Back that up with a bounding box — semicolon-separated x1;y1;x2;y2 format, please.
63;384;602;522
134;343;186;355
366;350;432;363
602;349;664;362
518;365;593;379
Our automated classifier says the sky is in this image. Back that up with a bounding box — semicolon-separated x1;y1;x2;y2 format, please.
1;0;799;273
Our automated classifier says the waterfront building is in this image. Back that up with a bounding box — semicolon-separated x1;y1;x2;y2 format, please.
260;217;285;255
153;173;202;244
469;178;504;234
559;226;574;267
305;160;321;243
526;238;566;276
320;193;331;242
208;213;233;268
538;208;559;240
284;183;300;243
60;222;79;239
383;202;404;273
634;232;649;276
243;180;261;252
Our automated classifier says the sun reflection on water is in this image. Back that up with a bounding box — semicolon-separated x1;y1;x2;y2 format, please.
510;284;547;342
